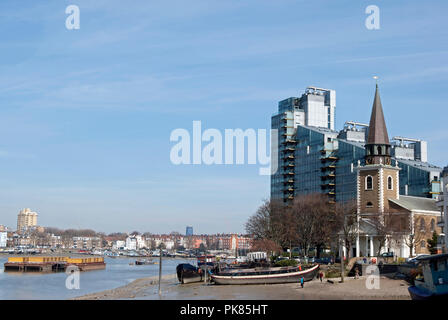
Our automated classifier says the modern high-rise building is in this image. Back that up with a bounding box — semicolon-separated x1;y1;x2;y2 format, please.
271;86;442;204
186;226;193;236
16;208;38;233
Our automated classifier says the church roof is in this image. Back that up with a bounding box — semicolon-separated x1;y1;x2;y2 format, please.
388;195;440;213
367;84;390;145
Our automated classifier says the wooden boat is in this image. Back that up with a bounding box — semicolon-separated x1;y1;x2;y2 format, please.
408;253;448;300
176;263;203;284
211;264;320;285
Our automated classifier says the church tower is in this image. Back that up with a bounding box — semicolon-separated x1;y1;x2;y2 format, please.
356;84;400;215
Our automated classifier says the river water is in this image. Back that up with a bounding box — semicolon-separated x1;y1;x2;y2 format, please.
0;256;193;300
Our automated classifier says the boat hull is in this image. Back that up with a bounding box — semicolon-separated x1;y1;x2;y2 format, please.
212;264;319;285
408;285;448;300
176;263;203;284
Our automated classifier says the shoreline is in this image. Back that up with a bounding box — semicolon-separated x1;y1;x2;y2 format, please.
73;273;412;300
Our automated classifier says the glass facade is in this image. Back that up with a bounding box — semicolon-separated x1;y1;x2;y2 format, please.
271;124;442;203
270;90;441;204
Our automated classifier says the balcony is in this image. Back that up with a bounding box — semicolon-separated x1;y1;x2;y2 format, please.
286;147;295;152
282;162;295;168
281;139;296;144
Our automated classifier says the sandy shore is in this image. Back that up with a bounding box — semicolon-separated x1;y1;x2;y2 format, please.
73;274;411;300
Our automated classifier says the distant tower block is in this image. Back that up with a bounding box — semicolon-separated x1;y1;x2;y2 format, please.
17;208;38;233
186;226;193;236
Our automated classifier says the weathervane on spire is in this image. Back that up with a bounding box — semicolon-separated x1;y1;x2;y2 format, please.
373;75;379;86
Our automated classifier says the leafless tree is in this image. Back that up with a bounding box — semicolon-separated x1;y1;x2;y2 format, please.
333;200;358;259
245;199;285;244
251;239;282;256
184;236;194;250
288;193;334;257
403;216;426;257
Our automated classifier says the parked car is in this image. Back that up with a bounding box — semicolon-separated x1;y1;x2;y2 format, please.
380;252;394;258
276;256;289;261
307;257;315;263
315;257;334;265
407;254;431;263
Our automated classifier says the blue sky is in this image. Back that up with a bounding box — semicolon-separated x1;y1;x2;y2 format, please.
0;0;447;234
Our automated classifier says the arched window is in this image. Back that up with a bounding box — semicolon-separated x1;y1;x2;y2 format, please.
366;176;373;190
420;240;426;248
431;219;435;232
420;218;426;232
387;176;393;190
377;146;382;155
366;202;373;208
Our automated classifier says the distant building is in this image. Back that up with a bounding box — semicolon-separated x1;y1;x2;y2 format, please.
0;225;8;232
113;240;126;250
71;237;102;250
125;236;137;250
186;226;193;236
16;208;38;233
0;232;7;248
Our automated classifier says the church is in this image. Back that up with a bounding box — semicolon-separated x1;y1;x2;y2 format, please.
345;84;441;258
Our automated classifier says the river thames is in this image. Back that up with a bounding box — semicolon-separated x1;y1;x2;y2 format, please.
0;256;191;299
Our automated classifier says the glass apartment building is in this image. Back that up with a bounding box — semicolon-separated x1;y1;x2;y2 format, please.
271;87;442;204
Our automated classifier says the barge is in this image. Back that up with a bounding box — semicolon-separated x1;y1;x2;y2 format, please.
212;264;320;285
4;256;106;272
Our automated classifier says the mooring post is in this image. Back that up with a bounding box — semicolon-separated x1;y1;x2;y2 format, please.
158;247;162;296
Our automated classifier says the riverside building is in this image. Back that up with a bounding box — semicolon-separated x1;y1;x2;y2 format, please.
16;208;38;233
271;87;442;204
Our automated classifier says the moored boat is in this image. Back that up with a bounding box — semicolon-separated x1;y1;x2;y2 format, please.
408;253;448;300
176;263;203;284
135;259;155;265
211;264;319;285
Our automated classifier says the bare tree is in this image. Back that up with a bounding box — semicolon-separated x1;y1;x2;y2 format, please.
404;216;426;257
333;200;358;259
184;236;194;250
288;193;334;257
245;199;284;241
251;239;282;256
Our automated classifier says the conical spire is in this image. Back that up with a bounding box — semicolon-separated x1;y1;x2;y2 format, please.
367;84;390;145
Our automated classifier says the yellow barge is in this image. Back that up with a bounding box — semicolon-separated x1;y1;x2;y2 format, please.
4;256;106;272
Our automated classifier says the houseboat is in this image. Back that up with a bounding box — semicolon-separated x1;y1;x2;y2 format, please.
176;263;203;284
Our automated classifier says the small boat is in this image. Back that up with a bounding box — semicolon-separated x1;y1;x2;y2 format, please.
211;264;320;285
135;259;155;265
176;263;204;284
408;253;448;300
